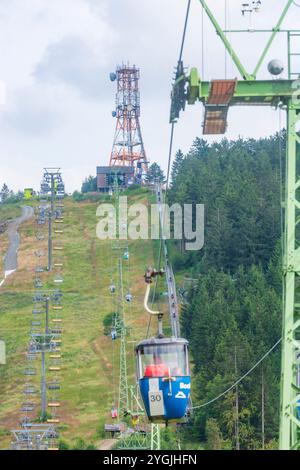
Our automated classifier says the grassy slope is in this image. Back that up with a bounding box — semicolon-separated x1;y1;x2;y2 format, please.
0;192;160;448
0;203;21;223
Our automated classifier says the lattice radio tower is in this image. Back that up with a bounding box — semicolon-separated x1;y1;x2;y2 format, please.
109;64;148;180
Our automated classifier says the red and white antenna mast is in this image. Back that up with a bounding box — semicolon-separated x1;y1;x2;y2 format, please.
109;64;148;180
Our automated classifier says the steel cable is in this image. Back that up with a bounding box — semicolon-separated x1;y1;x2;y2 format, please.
146;0;192;336
191;338;282;409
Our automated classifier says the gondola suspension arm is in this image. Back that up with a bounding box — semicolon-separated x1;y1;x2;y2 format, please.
144;267;165;336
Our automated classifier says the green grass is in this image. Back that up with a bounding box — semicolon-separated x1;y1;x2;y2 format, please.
0;203;21;223
0;192;160;449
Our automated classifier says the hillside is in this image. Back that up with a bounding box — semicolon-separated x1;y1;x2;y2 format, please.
169;135;283;450
0;190;161;449
0;132;284;451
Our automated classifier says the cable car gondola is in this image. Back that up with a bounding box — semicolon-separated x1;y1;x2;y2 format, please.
110;283;116;294
135;267;191;423
136;336;190;422
111;405;118;419
111;327;117;341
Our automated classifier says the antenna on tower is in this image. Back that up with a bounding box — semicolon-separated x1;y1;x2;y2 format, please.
109;64;148;182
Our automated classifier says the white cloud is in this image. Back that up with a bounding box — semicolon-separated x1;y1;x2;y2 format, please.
1;85;61;134
0;82;7;106
0;0;299;192
34;35;108;99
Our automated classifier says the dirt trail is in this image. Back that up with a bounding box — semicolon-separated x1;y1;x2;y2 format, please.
98;439;117;450
0;205;34;285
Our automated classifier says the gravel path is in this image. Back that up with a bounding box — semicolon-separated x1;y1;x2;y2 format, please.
98;439;117;450
1;205;34;283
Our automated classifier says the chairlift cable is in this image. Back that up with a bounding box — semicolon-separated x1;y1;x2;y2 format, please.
179;0;192;63
191;338;281;409
146;0;192;334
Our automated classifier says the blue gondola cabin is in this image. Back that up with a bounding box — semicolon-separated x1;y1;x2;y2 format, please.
136;337;190;423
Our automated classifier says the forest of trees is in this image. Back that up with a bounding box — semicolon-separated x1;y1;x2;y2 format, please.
145;162;165;183
81;175;97;193
0;183;23;203
169;134;286;449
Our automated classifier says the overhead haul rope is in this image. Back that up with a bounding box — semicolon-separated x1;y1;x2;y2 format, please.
146;0;192;339
110;183;119;409
179;0;192;63
112;313;116;408
191;338;282;410
124;245;138;378
163;0;191;215
111;253;119;409
109;234;117;408
165;0;191;209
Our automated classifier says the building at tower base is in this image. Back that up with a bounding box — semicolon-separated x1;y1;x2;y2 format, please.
96;166;135;192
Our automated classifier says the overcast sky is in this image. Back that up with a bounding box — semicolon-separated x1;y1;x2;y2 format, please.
0;0;299;192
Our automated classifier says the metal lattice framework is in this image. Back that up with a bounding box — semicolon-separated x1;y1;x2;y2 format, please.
117;257;129;415
41;168;65;272
11;424;58;451
109;65;148;179
280;102;300;449
170;0;300;450
11;169;65;451
150;424;161;451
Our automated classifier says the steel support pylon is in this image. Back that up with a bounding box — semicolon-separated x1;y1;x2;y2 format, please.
118;258;129;415
151;424;161;450
280;100;300;450
117;431;150;450
118;329;129;415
